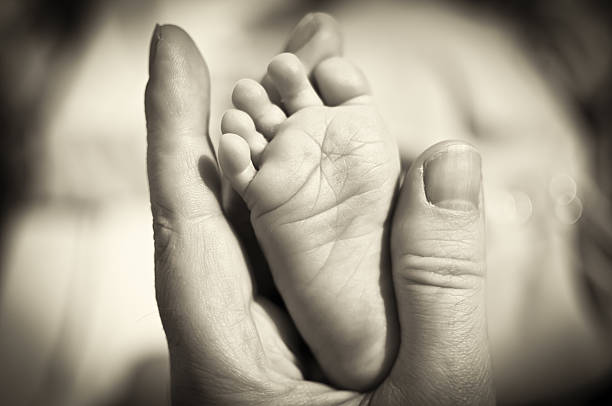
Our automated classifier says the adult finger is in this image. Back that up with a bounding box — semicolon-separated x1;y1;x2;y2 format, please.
145;24;267;403
373;140;495;405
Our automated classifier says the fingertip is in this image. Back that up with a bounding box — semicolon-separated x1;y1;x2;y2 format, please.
401;141;482;211
146;24;210;133
423;143;481;212
148;24;209;81
391;140;487;296
145;23;218;222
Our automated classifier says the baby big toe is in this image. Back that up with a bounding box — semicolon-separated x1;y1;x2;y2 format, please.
313;57;371;106
285;13;343;73
262;12;343;103
267;53;322;114
232;79;286;139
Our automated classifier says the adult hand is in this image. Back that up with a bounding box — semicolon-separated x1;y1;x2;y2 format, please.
145;21;494;405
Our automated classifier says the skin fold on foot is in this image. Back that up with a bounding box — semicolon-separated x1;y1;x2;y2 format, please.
219;53;400;390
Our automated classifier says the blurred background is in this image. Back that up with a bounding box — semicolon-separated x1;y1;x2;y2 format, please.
1;0;611;404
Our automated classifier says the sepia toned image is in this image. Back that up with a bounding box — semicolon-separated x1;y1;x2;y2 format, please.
1;0;611;405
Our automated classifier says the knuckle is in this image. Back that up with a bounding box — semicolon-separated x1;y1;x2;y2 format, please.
395;252;484;290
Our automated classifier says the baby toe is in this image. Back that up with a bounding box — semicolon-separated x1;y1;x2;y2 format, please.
262;12;343;103
218;132;257;200
232;79;286;139
221;109;267;167
285;13;343;73
313;57;371;106
267;53;322;114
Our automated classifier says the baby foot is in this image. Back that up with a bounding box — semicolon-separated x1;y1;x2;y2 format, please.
221;12;343;302
219;53;400;390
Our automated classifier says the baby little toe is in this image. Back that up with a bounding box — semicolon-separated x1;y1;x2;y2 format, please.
218;132;257;200
221;109;267;167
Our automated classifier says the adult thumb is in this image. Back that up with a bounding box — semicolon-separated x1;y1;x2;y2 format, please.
373;141;494;405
